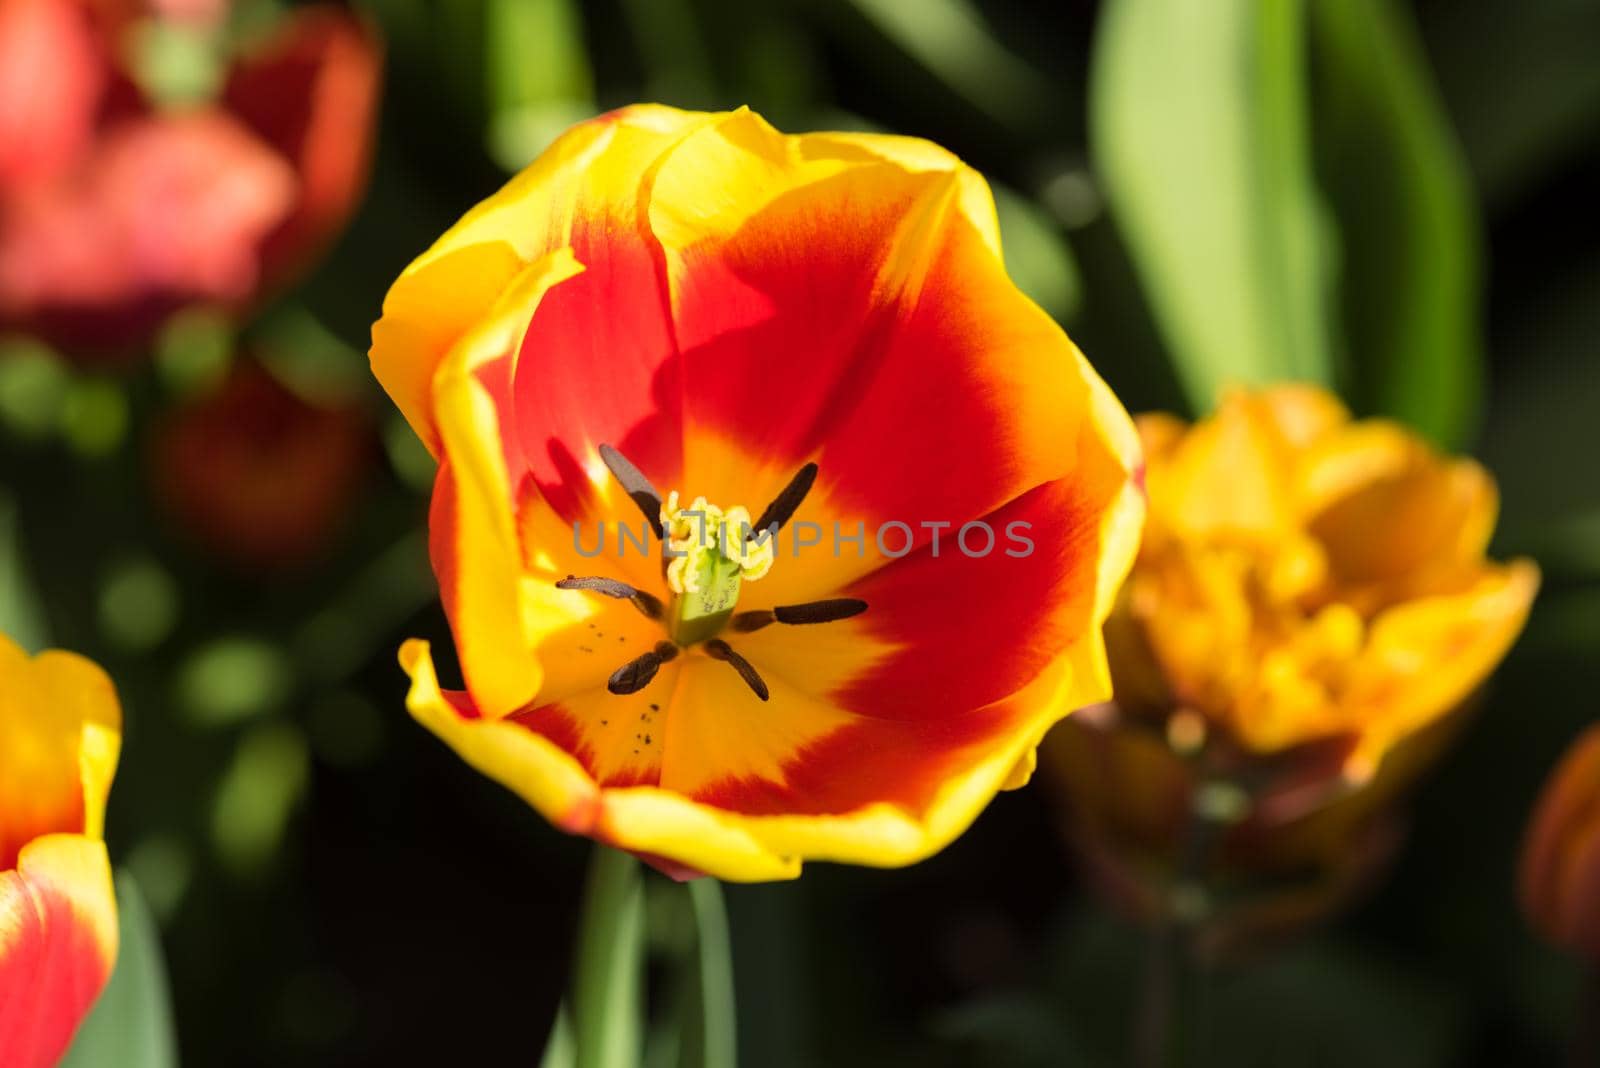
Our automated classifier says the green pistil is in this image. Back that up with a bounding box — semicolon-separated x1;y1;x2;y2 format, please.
668;546;745;646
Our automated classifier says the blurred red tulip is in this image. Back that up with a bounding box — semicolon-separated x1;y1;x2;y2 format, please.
1521;724;1600;963
226;8;382;289
152;359;371;569
0;111;296;346
0;1;381;357
0;0;105;187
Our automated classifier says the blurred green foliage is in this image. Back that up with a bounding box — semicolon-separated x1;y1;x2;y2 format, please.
62;874;180;1068
1092;0;1335;405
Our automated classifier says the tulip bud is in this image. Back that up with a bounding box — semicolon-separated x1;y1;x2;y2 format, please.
1520;725;1600;961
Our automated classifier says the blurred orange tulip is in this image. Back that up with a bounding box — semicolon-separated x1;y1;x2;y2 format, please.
0;0;380;356
1521;724;1600;962
1043;385;1537;939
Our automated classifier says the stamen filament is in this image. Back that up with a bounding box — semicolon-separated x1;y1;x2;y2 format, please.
704;639;770;701
557;575;664;620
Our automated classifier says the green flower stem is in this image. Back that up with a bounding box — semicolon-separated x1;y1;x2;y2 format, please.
1134;776;1249;1068
572;846;646;1068
684;879;737;1068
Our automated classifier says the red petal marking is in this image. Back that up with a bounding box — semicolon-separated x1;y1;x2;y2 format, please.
512;691;667;790
514;216;682;524
831;471;1111;720
668;164;1082;549
0;850;114;1068
428;457;464;637
669;169;919;477
632;851;705;882
687;677;1023;817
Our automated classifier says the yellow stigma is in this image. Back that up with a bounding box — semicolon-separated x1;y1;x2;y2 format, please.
660;492;774;595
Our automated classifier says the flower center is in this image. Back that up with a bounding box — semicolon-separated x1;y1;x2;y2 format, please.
554;444;867;702
660;492;773;645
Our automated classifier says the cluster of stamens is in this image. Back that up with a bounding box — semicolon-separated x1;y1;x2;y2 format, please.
555;443;867;702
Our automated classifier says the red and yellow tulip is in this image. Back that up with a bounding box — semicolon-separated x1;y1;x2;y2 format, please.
370;105;1144;881
1522;724;1600;962
0;634;122;1066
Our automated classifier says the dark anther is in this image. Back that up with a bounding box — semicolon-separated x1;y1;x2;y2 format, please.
606;640;679;695
750;462;819;540
599;443;665;538
775;598;867;625
704;639;770;701
607;652;661;695
731;598;868;632
556;575;664;620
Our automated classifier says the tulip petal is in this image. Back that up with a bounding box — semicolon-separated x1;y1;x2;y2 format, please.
1563;817;1600;956
0;835;118;1068
650;110;1095;602
427;249;598;715
1143;388;1302;539
402;634;1098;879
703;647;1087;868
401;639;599;829
1345;559;1539;776
0;112;296;348
0;639;121;870
1520;725;1600;952
370;104;712;456
1303;422;1498;596
511;208;683;522
730;355;1140;724
0;0;103;188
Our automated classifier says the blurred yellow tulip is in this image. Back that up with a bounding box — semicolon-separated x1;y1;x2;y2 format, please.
1044;385;1537;942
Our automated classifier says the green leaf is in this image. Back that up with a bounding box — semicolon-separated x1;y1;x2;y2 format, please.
540;1005;577;1068
680;879;737;1068
485;0;595;170
994;185;1084;323
845;0;1054;131
61;873;179;1068
1091;0;1333;410
0;492;48;651
572;846;646;1068
1310;0;1484;447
